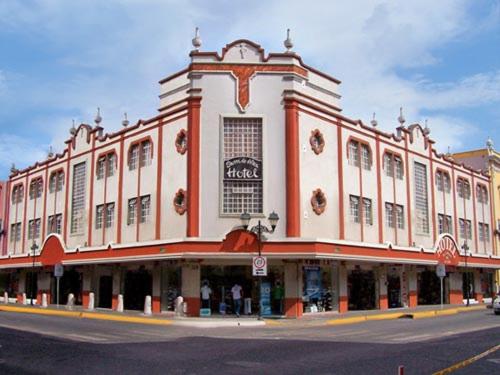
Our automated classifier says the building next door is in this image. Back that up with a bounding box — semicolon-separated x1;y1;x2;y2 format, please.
98;275;113;309
124;267;152;311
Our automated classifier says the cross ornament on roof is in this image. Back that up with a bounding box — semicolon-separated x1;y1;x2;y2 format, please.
238;43;248;59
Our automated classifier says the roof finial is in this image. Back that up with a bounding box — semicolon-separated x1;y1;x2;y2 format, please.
122;112;129;127
398;106;405;126
192;27;202;51
94;107;102;126
70;119;77;135
284;28;294;52
446;146;452;158
370;112;378;127
10;163;18;174
486;136;493;151
423;119;430;135
47;146;54;159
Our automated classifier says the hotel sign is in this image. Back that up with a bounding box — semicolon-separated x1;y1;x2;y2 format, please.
224;157;262;181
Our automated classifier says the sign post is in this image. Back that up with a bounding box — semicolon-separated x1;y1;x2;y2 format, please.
436;263;446;310
252;256;267;277
54;263;64;306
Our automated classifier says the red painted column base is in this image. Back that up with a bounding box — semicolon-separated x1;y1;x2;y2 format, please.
184;297;200;317
449;290;463;305
152;296;161;313
82;291;90;308
284;298;303;318
112;294;119;310
379;294;388;310
339;296;348;313
409;291;417;308
475;292;483;303
17;293;23;304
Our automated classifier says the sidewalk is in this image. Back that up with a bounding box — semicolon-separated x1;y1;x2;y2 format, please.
0;302;488;328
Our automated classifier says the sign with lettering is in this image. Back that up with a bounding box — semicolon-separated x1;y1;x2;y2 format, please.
224;157;262;181
435;234;459;266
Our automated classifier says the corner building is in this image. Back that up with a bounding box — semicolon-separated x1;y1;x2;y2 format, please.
0;40;498;317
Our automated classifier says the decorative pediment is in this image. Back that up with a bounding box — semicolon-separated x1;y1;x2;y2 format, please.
220;40;265;63
435;234;460;266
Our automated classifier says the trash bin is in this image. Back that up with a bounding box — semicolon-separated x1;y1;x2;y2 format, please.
244;298;252;315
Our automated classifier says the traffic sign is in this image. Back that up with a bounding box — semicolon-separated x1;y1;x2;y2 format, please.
436;263;446;278
54;263;64;278
252;256;267;276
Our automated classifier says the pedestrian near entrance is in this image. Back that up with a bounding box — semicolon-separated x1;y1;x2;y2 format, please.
231;283;243;317
273;281;284;315
200;281;212;309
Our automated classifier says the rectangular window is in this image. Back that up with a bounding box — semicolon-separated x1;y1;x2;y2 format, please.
436;172;443;192
129;145;139;171
384;154;394;177
476;185;488;204
49;174;57;193
457;179;470;199
348;141;360;167
222;117;263;214
29;179;42;200
414;162;429;234
361;144;371;170
95;204;104;229
385;203;404;229
127;198;137;225
443;174;450;193
350;195;360;223
385;203;394;228
96;158;105;180
459;218;472;240
140;141;152;167
438;214;453;234
107;154;115;177
363;198;372;225
48;214;62;235
479;223;490;242
140;195;150;223
395;157;403;179
71;162;87;234
57;172;64;192
106;203;115;228
10;223;21;242
396;205;404;229
28;219;41;239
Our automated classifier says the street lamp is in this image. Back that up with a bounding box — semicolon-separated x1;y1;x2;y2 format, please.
30;241;38;306
239;211;279;320
462;241;469;307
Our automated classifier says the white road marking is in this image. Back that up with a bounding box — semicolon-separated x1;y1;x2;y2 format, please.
65;333;109;342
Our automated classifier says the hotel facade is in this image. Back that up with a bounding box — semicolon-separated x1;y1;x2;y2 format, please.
0;39;498;317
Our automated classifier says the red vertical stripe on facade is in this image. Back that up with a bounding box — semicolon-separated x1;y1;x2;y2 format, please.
87;137;97;246
63;147;71;244
337;123;345;240
375;136;383;243
392;156;398;245
429;147;437;243
2;181;10;255
285;99;300;237
489;184;497;255
187;97;201;237
41;166;49;240
117;135;125;244
155;121;164;240
451;166;458;238
471;174;478;251
21;174;29;252
404;135;412;246
358;148;364;242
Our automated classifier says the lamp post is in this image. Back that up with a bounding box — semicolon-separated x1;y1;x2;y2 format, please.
30;241;38;306
240;211;279;320
462;241;469;307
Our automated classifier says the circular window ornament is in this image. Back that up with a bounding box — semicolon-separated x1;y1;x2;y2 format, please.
175;129;188;155
173;188;187;215
309;129;325;155
311;188;327;215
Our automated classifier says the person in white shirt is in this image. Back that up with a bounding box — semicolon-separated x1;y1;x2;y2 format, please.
231;283;243;317
200;281;212;309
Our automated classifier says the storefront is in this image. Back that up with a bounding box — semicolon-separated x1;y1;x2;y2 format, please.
348;267;377;311
418;267;449;305
123;266;152;311
301;261;339;314
387;266;403;308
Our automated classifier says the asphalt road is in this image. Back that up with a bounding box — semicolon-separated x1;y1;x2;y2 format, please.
0;309;498;374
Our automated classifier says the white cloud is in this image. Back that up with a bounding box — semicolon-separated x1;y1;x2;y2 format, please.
0;134;47;172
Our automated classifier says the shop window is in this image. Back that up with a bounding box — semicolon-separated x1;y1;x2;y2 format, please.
302;265;336;313
173;189;187;215
175;129;188;155
309;129;325;155
311;189;326;215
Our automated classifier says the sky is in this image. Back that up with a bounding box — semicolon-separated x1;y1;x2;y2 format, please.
0;0;499;179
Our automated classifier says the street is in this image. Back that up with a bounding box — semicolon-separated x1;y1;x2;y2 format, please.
0;309;498;374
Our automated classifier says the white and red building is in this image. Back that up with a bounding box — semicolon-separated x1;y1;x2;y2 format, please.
0;39;498;317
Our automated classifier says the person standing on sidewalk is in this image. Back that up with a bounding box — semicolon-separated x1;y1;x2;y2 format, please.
200;281;212;310
231;283;243;317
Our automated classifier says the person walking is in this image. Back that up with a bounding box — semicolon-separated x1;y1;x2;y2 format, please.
231;283;243;317
200;281;212;310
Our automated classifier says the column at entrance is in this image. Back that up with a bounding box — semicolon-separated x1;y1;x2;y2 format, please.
17;270;26;303
111;266;122;310
152;267;161;313
182;263;200;317
448;272;462;304
338;264;348;313
284;262;302;318
408;266;417;308
37;271;52;305
82;266;93;308
378;265;388;310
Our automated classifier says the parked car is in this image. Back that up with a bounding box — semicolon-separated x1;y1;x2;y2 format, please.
494;297;500;315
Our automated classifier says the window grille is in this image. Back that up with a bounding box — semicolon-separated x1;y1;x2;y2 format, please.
28;219;41;239
438;214;452;234
414;162;429;234
363;198;372;225
436;172;443;192
140;141;152;167
395;157;404;179
95;205;104;229
222;118;263;214
384;154;394;177
479;222;489;242
49;174;57;193
361;145;371;170
127;198;136;225
12;185;24;204
350;195;360;223
29;179;42;200
106;203;115;228
348;141;360;167
385;203;394;228
107;154;115;177
385;203;404;229
10;223;21;242
457;178;470;199
459;218;472;240
129;145;139;170
396;205;404;229
57;171;64;192
140;195;150;223
48;214;62;234
476;185;488;204
71;162;87;234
